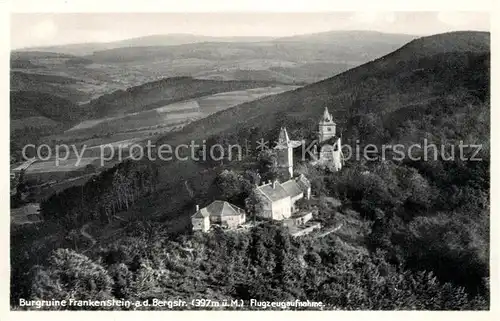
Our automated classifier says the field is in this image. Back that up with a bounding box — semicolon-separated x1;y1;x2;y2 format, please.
196;86;297;114
26;157;100;173
56;85;298;145
66;117;116;131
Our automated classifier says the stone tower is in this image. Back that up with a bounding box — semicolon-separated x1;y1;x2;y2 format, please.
318;107;336;143
317;107;343;171
274;127;302;179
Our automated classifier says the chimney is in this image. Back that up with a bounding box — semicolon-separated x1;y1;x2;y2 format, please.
272;180;277;189
195;204;200;212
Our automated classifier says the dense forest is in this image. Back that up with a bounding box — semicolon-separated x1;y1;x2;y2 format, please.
11;133;490;310
40;160;160;229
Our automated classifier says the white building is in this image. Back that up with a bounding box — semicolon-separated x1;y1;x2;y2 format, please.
255;175;311;221
191;201;246;232
255;180;292;220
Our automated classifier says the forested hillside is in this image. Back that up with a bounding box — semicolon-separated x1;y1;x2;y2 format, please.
10;91;80;161
157;31;489;147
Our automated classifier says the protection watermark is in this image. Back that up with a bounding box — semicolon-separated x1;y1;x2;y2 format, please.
19;138;483;168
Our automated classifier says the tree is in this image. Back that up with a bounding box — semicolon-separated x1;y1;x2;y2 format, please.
244;189;264;223
108;263;134;299
214;170;244;203
257;149;279;182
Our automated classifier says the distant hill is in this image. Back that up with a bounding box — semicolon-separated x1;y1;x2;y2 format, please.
11;31;418;92
86;32;416;65
15;31;415;57
10;51;77;59
79;31;416;84
15;34;276;56
157;31;490;148
10;91;80;160
275;30;415;44
10;71;92;104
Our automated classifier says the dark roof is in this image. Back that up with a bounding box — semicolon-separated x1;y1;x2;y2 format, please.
282;180;303;198
256;181;290;202
192;200;244;219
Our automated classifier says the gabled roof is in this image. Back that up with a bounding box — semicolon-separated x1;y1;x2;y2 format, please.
192;208;210;219
320;107;336;124
192;200;245;219
282;180;303;198
256;181;290;202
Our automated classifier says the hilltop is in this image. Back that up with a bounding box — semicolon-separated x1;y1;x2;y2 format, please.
275;30;415;44
15;33;276;56
11;31;417;100
11;31;490;309
16;31;413;56
83;31;415;84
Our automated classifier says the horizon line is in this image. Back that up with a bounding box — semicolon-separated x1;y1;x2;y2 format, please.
11;29;490;51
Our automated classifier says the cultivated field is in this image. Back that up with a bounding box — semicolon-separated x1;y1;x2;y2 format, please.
59;85;298;145
26;84;298;188
196;86;297;114
26;157;100;173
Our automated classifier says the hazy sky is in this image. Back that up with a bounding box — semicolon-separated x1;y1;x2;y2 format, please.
10;12;490;49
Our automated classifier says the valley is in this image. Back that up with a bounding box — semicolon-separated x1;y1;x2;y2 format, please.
12;83;298;199
12;31;416;104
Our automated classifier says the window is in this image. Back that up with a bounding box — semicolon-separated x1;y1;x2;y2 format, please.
327;127;332;131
